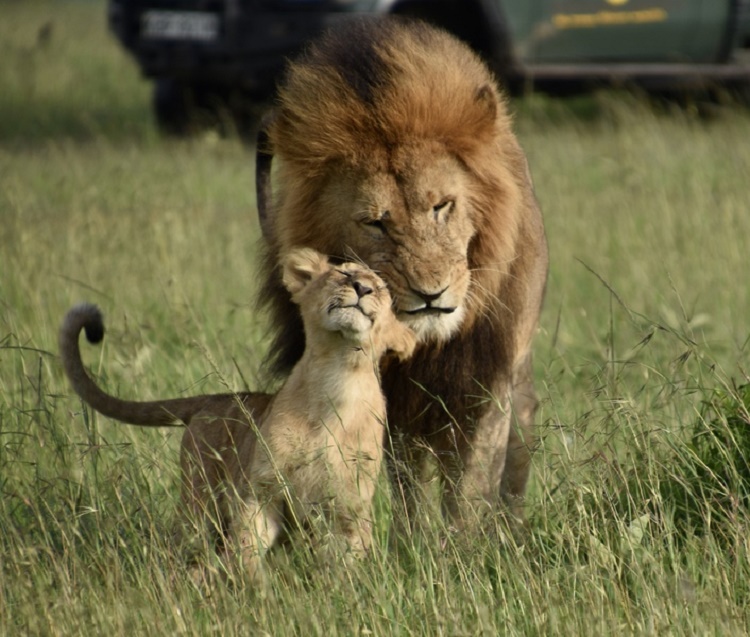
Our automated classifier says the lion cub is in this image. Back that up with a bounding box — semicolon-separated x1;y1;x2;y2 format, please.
59;248;415;579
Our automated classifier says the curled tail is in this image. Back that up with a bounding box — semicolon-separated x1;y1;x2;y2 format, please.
60;303;221;427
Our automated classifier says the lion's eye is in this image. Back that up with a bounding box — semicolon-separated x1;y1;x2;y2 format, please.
364;219;386;232
362;210;390;234
433;199;454;219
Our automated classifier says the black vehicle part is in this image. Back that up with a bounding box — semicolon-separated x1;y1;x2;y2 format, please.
388;0;514;77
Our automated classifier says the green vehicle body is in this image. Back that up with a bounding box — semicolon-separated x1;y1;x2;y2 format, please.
354;0;750;87
469;0;741;64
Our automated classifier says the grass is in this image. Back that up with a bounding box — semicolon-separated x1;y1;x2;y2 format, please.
2;1;750;634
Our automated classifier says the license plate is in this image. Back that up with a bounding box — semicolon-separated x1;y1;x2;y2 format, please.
141;11;219;42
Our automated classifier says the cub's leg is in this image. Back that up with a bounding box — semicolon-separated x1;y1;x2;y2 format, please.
335;502;375;558
175;425;228;552
313;506;374;570
177;416;259;549
229;497;284;582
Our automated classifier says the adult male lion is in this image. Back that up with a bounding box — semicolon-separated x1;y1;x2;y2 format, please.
256;17;548;529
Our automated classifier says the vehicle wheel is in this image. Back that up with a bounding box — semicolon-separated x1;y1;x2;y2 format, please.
153;78;198;135
153;78;225;135
732;82;750;108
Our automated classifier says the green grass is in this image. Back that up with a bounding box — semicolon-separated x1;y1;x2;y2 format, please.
2;2;750;634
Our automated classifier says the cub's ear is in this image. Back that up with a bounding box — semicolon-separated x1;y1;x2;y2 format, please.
282;247;330;296
385;319;417;362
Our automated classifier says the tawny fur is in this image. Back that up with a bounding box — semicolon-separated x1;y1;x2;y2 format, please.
60;249;415;578
257;17;548;528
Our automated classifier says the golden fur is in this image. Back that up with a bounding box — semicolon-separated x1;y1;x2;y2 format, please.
60;248;415;578
256;17;548;527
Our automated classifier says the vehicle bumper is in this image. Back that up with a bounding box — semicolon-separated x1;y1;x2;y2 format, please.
514;62;750;89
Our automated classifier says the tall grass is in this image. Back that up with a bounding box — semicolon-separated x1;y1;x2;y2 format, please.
2;2;750;634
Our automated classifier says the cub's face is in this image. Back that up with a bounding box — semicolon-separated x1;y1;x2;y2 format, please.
282;248;416;360
313;261;392;340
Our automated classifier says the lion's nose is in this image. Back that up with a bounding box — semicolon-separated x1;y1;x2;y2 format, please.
353;281;373;298
412;286;447;304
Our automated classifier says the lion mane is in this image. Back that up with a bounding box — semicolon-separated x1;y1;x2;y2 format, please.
256;17;548;526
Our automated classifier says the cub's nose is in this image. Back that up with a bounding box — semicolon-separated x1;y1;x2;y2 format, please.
353;280;373;298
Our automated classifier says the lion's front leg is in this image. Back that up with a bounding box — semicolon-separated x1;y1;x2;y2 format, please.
385;432;437;539
438;390;513;530
501;353;539;522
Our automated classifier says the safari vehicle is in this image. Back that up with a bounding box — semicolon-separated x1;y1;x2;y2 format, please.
108;0;750;132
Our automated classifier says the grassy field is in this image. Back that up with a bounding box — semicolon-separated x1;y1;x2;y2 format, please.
2;2;750;634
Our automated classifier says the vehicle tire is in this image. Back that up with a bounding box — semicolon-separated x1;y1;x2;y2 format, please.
153;78;198;135
153;79;265;137
153;78;224;136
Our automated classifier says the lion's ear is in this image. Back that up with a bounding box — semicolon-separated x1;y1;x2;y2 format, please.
282;247;330;296
385;320;417;362
473;84;497;131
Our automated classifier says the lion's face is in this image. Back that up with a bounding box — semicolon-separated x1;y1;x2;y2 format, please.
319;142;476;344
268;18;536;365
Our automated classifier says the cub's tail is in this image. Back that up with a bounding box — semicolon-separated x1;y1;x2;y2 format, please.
60;303;209;427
